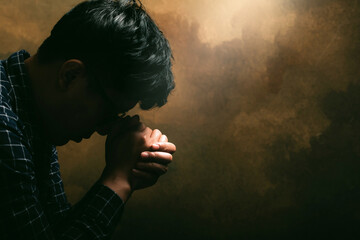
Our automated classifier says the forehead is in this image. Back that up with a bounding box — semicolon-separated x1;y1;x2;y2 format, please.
102;87;138;114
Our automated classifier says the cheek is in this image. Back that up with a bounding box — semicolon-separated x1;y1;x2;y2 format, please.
64;103;99;130
69;88;111;129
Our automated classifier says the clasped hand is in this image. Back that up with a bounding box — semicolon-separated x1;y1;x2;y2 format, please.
100;115;176;200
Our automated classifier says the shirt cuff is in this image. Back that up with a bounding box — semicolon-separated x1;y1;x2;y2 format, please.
80;182;125;229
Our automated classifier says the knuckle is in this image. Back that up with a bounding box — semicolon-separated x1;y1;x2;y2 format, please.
139;135;147;144
139;123;146;130
160;135;168;142
145;127;152;134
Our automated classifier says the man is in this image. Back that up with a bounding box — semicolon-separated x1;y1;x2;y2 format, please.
0;0;176;239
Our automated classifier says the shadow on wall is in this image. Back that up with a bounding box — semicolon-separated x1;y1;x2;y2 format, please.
262;84;360;239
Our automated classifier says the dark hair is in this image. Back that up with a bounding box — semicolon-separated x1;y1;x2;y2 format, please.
37;0;174;110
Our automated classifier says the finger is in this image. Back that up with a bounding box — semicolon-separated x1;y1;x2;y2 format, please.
140;151;173;164
135;162;168;175
159;134;168;142
151;142;176;153
150;129;162;141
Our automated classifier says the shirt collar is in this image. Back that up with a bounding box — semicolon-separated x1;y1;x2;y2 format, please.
5;50;38;127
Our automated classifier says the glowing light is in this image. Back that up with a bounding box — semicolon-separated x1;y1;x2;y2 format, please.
142;0;295;46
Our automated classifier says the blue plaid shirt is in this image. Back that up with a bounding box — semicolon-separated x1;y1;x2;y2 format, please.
0;50;124;239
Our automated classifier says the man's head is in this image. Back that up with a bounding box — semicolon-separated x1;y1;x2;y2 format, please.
27;0;174;145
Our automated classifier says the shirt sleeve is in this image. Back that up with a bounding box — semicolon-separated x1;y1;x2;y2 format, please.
0;102;125;240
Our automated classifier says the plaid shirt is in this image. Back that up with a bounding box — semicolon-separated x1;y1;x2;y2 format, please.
0;50;124;239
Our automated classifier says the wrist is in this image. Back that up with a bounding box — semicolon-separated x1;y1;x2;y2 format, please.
100;170;133;202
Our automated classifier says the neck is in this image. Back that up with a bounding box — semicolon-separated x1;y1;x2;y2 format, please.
24;54;62;141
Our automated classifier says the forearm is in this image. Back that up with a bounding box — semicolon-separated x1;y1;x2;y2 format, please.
1;174;125;239
53;183;125;239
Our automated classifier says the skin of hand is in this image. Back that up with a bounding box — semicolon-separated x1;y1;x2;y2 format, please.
100;115;176;201
132;130;176;190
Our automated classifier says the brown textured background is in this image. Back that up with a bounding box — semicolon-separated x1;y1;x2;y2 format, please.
1;0;360;239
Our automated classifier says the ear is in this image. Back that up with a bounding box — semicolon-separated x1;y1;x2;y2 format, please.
58;59;86;90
